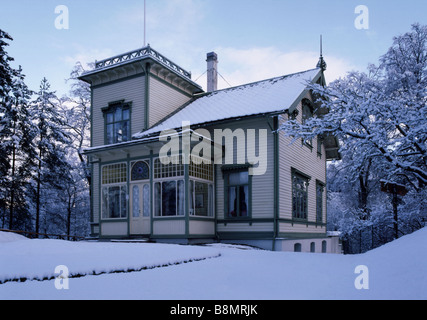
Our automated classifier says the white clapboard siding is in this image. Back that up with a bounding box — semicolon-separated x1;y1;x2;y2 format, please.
278;93;327;234
153;220;186;235
149;77;192;128
214;117;275;221
92;75;146;147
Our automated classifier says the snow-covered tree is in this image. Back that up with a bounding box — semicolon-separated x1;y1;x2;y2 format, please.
30;77;72;235
0;31;36;230
281;23;427;247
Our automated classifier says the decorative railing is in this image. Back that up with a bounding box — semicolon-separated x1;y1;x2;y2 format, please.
95;45;192;79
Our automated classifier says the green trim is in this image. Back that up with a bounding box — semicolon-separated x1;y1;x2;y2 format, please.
217;232;275;240
150;150;154;235
277;232;327;239
217;218;274;225
144;63;150;130
184;164;190;238
273;116;279;250
278;218;326;228
152;216;186;222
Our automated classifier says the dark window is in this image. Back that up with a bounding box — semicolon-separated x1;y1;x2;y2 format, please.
226;170;249;218
104;102;131;145
131;161;150;181
292;171;309;220
316;182;325;223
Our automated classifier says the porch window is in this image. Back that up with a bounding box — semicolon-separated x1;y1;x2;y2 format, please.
104;101;131;145
225;170;250;218
101;163;128;219
292;169;309;220
190;181;214;217
154;180;185;217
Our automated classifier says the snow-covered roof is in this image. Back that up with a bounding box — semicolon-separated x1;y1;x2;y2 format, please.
134;68;322;139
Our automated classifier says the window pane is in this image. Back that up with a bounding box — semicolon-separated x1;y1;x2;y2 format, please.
162;181;177;216
177;180;185;216
109;186;120;218
132;185;140;218
106;124;114;144
229;171;248;185
102;187;108;219
154;182;161;217
208;184;214;217
143;185;150;217
240;185;249;217
195;182;208;217
189;180;194;215
115;123;122;143
228;186;237;217
120;186;127;218
123;108;130;120
123;120;130;142
106;112;114;124
115;108;122;122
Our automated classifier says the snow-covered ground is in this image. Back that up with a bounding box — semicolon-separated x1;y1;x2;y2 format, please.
0;228;426;300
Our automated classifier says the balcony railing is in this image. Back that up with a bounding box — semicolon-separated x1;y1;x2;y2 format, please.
95;45;192;79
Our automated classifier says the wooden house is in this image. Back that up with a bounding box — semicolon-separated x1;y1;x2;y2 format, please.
80;46;341;253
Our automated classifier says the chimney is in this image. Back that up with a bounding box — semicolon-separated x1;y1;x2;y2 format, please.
206;52;218;92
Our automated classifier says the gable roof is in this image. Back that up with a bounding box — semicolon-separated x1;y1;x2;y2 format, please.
133;68;323;139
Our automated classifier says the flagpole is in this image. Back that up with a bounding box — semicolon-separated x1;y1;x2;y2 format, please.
144;0;146;47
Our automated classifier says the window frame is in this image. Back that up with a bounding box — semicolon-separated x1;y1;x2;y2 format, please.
101;162;128;221
153;179;186;217
316;180;325;224
223;167;252;219
291;168;310;221
103;100;132;145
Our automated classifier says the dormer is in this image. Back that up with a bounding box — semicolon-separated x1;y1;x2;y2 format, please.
79;46;204;148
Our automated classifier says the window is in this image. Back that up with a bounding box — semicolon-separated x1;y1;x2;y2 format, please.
225;170;250;218
190;156;214;181
104;102;131;145
154;180;185;217
190;180;214;217
316;181;325;223
131;161;150;181
101;163;128;219
292;169;309;220
310;242;316;253
302;99;314;148
154;157;184;179
317;136;323;158
294;243;302;252
322;240;327;253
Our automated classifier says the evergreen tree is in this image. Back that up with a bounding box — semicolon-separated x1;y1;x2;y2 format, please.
0;29;16;225
30;77;72;235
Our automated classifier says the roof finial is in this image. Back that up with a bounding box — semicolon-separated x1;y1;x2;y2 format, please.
317;35;327;71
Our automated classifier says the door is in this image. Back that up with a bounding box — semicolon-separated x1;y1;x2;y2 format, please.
130;183;151;235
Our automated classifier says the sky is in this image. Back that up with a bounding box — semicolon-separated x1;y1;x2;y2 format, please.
1;0;426;96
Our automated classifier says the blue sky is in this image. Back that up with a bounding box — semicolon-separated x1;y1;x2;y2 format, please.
1;0;426;96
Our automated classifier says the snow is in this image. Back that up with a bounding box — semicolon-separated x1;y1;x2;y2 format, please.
0;228;426;300
133;68;321;139
0;231;29;243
